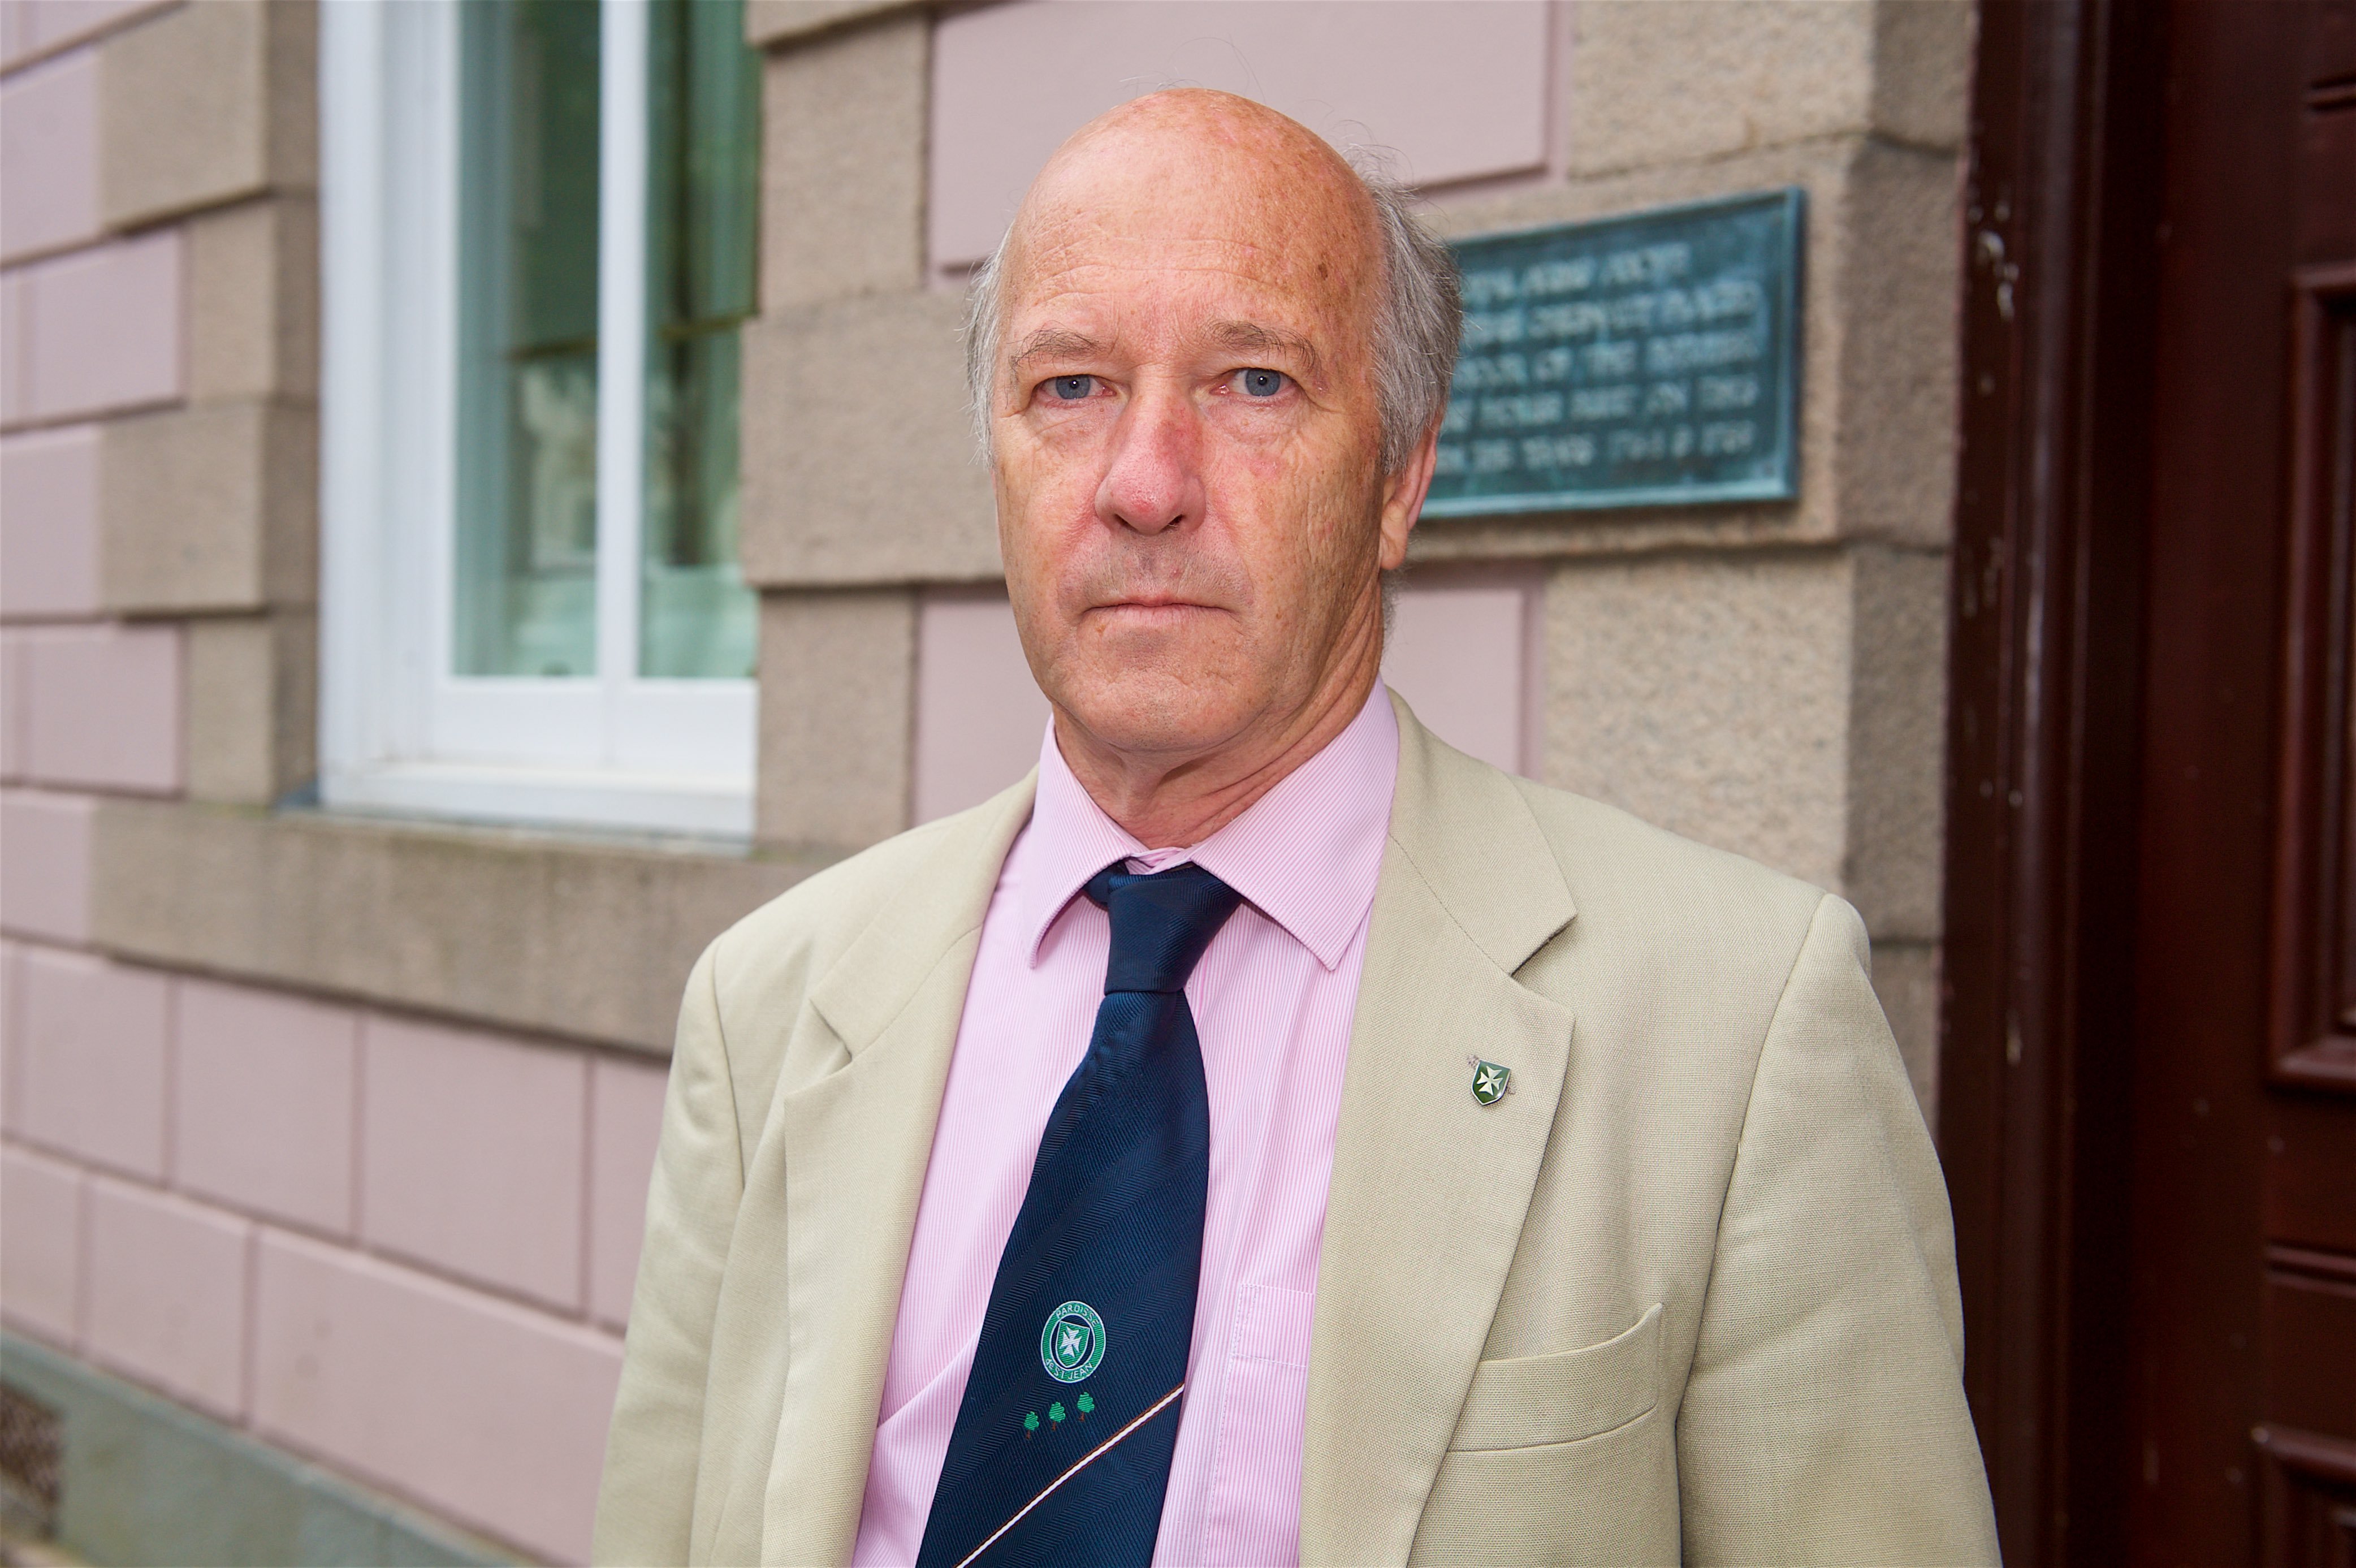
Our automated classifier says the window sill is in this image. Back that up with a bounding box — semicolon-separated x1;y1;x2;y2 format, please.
89;797;836;1053
322;761;755;840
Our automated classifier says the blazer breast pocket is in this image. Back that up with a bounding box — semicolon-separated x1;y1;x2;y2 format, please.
1449;1302;1664;1451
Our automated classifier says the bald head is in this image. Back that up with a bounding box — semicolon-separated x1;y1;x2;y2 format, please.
1010;91;1383;369
1034;88;1380;239
966;90;1460;471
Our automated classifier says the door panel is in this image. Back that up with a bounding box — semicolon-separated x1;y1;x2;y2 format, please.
2270;1097;2356;1256
2251;1422;2356;1568
2269;260;2356;1091
2130;5;2356;1566
2256;21;2356;1568
2261;1258;2356;1443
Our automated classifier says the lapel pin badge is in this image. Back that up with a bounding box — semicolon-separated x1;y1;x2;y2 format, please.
1466;1054;1514;1105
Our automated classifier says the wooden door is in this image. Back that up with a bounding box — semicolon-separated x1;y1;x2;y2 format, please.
2129;3;2356;1564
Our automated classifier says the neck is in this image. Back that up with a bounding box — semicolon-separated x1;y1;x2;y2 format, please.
1052;637;1382;849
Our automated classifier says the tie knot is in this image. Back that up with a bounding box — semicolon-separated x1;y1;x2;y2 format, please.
1083;861;1244;994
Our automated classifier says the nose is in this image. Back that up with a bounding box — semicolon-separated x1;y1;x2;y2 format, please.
1093;386;1207;537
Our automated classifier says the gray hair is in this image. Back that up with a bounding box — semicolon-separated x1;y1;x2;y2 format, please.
962;154;1462;474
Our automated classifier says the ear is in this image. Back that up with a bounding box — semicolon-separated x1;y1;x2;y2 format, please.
1376;424;1441;572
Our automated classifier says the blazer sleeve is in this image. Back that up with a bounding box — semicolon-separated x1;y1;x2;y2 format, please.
592;942;746;1566
1675;894;2001;1566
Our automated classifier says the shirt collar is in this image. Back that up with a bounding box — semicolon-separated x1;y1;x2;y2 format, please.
1015;684;1400;973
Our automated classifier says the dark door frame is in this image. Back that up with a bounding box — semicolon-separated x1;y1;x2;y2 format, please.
1937;1;2168;1562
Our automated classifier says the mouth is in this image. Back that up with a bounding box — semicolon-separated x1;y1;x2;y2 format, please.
1088;597;1225;617
1081;600;1229;641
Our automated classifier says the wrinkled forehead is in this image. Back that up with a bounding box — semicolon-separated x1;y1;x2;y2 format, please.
1001;97;1384;348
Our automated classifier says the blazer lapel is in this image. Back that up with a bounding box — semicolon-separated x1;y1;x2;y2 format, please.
1299;698;1577;1566
759;777;1036;1567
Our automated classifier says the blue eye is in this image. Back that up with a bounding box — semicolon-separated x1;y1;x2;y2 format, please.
1047;375;1096;400
1238;368;1286;398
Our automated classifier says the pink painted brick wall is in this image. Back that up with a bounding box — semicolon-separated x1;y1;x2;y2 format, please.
0;2;170;70
0;425;102;617
929;0;1551;267
1382;576;1540;777
84;1176;251;1419
360;1017;586;1312
0;51;99;262
3;229;181;426
0;270;27;424
587;1055;666;1329
16;621;182;791
0;1142;84;1343
14;948;167;1177
913;590;1051;825
1;939;23;1131
5;976;646;1562
0;788;93;940
174;979;358;1237
0;633;23;779
253;1232;621;1566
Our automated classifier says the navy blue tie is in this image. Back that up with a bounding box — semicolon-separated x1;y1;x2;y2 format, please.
916;861;1244;1568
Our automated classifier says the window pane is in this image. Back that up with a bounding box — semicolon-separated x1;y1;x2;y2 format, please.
455;0;602;679
640;0;759;680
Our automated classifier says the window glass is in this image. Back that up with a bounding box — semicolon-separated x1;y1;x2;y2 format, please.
455;0;603;679
641;0;760;679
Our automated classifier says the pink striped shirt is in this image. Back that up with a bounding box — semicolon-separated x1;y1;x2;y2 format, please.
849;686;1399;1568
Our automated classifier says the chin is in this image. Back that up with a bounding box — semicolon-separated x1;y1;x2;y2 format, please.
1058;663;1258;759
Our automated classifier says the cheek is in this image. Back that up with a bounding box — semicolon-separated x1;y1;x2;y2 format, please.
1207;441;1380;592
996;449;1095;579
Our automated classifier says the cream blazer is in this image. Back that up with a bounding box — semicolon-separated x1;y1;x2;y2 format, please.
594;696;2000;1566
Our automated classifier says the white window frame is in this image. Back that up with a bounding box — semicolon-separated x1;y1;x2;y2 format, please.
319;0;756;839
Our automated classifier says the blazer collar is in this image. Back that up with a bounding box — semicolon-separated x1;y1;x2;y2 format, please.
764;775;1036;1566
1299;693;1578;1565
1378;689;1576;974
804;776;1037;1056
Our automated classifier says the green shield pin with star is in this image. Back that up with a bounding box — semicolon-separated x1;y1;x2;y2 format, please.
1470;1057;1512;1105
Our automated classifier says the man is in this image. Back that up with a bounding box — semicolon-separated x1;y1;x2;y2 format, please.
595;90;1998;1567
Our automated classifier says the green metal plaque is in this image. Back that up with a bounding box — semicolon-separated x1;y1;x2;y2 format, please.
1427;188;1804;517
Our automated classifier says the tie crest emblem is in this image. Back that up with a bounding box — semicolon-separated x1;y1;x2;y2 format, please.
1039;1301;1106;1384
